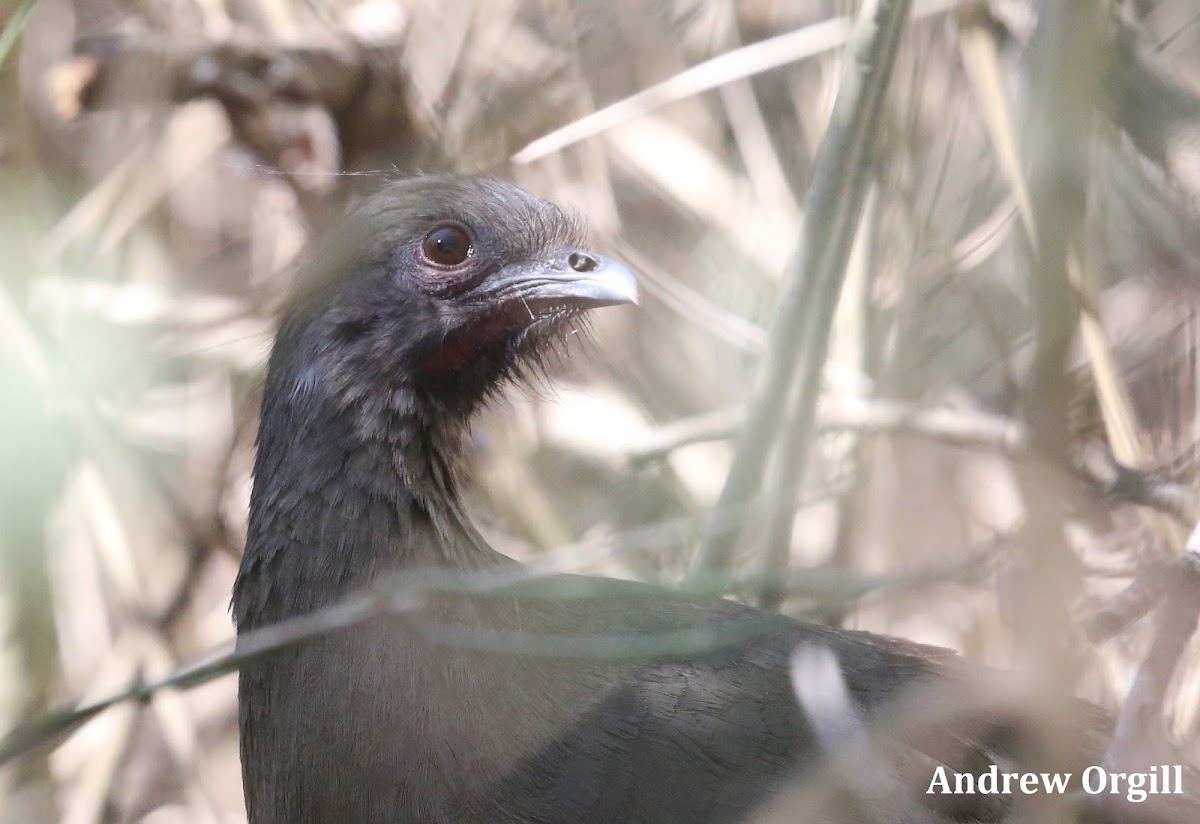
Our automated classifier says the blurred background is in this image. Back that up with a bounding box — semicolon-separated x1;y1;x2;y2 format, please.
2;0;1200;821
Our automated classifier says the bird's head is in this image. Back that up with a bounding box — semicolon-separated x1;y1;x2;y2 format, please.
269;176;638;432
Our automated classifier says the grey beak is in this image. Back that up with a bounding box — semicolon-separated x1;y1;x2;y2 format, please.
488;249;639;309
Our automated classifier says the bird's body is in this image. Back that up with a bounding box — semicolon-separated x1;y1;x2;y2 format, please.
234;176;1193;823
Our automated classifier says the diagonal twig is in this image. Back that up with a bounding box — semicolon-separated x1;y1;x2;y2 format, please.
689;0;915;580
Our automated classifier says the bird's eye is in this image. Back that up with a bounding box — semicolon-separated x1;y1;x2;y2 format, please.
421;223;472;267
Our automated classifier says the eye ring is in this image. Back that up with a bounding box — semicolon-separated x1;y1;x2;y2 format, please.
420;222;473;268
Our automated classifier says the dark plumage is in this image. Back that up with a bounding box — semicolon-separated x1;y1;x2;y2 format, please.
233;176;1194;823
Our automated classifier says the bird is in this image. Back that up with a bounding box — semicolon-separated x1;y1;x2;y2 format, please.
232;175;1196;823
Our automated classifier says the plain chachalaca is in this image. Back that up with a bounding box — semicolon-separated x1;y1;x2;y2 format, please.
233;176;1195;823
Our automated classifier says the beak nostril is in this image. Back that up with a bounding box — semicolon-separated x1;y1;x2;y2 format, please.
568;251;599;273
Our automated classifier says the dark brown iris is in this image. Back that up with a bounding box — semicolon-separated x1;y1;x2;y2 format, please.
421;223;472;267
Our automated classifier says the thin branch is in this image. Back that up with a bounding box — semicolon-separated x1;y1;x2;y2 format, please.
0;483;838;766
629;396;1024;464
1074;442;1200;525
0;0;40;70
512;0;959;164
0;475;1011;768
0;584;412;766
1085;558;1177;644
690;0;915;579
1103;543;1200;773
758;190;881;612
629;398;1200;526
1001;1;1107;689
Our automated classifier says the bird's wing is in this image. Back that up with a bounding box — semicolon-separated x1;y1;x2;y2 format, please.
423;574;988;822
453;574;1195;824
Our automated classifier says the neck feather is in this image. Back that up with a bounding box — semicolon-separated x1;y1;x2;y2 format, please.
233;369;502;628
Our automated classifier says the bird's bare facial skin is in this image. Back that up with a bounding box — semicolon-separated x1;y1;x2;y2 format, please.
278;177;636;417
393;181;637;376
419;244;639;375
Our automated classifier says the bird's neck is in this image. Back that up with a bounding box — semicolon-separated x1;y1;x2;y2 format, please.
234;381;504;626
